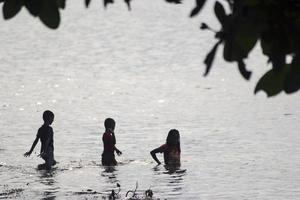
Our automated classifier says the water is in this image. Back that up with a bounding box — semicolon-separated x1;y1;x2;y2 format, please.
0;0;300;199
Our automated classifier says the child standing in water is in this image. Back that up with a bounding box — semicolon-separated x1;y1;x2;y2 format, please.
150;129;181;167
101;118;122;166
24;110;56;170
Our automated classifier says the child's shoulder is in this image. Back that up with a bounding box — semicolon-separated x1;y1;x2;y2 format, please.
102;131;109;137
38;125;45;131
157;144;168;151
38;125;52;132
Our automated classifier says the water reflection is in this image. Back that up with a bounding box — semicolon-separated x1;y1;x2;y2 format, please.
165;169;185;194
41;195;56;200
37;169;59;200
152;165;186;198
100;166;120;198
101;166;119;184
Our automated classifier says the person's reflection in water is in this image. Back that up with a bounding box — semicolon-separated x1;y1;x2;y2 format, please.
164;165;186;194
152;164;186;198
101;166;119;184
41;196;56;200
100;166;120;198
38;170;59;200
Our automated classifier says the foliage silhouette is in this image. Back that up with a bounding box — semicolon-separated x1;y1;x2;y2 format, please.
191;0;300;96
1;0;299;96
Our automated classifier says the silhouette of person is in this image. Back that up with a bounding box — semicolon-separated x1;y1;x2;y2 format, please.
150;129;181;167
24;110;56;170
101;118;122;166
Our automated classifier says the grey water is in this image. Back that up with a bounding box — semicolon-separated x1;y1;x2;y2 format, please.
0;0;299;199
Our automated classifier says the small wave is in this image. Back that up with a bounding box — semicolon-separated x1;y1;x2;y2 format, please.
0;163;25;171
118;159;136;165
72;189;103;195
163;168;187;175
0;188;24;198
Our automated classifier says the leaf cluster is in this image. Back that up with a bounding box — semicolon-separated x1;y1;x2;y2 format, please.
0;0;132;28
1;0;66;29
190;0;300;96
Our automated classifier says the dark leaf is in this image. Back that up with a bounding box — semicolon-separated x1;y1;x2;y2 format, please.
124;0;131;10
238;60;251;80
39;0;60;29
104;0;114;8
260;37;271;57
56;0;66;9
223;39;235;62
3;0;23;20
236;31;258;57
284;56;300;93
200;22;208;30
255;65;290;97
190;6;201;17
223;21;258;62
270;53;285;72
204;41;221;76
24;0;42;17
242;0;259;7
215;31;225;39
261;26;290;72
165;0;182;4
214;1;226;25
85;0;91;8
190;0;206;17
196;0;206;7
263;31;287;71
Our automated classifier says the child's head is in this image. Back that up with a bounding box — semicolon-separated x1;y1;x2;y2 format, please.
43;110;54;125
104;118;116;131
166;129;180;147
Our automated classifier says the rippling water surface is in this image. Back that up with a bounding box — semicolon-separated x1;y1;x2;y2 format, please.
0;0;300;199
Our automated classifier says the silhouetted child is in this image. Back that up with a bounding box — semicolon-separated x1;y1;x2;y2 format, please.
150;129;181;166
101;118;122;166
24;110;56;170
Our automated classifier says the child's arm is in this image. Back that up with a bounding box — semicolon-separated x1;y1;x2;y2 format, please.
110;130;121;155
150;148;162;165
115;146;122;156
24;137;39;157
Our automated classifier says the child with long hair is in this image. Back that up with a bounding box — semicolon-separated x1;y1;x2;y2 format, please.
150;129;181;166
